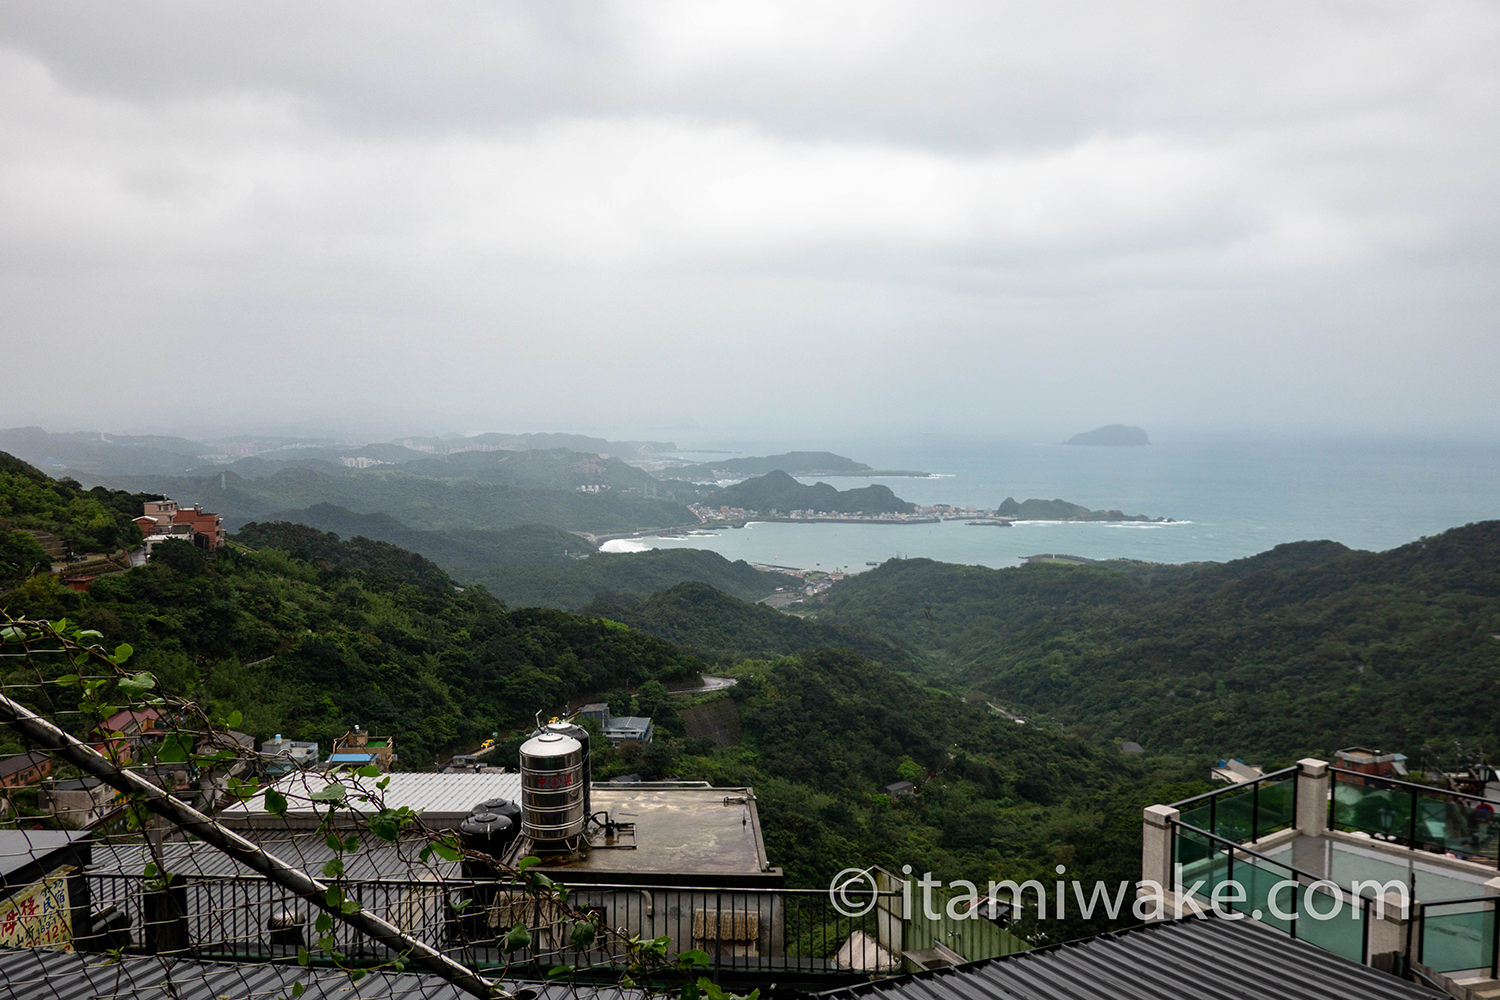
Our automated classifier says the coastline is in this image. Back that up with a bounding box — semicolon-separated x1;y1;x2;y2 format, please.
584;513;942;547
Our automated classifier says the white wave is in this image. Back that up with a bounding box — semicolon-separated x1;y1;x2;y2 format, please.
600;538;656;553
925;473;956;478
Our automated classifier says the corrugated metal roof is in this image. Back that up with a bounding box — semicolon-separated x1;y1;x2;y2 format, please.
91;832;458;881
0;946;645;1000
817;916;1442;1000
218;771;524;828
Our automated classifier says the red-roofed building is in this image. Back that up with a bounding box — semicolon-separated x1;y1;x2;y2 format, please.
90;709;163;764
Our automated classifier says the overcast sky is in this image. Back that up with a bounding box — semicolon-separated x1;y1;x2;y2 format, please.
3;2;1498;446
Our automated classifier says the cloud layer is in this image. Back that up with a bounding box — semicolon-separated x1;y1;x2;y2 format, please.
4;2;1498;441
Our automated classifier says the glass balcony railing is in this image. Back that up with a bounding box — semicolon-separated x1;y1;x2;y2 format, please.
1173;767;1298;846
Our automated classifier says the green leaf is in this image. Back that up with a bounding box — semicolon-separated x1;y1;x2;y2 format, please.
368;809;402;842
54;673;80;688
678;949;711;970
680;981;701;1000
502;922;532;954
310;783;345;804
569;923;596;950
325;832;343;852
224;709;243;729
429;839;462;863
321;858;345;879
265;789;289;817
296;947;310;967
155;733;194;765
548;965;574;978
112;643;133;664
517;855;540;872
117;671;155;697
348;969;366;983
356;764;383;778
314;913;333;933
342;835;359;852
291;982;305;997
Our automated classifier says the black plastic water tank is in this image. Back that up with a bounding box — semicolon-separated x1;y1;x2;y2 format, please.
458;811;514;878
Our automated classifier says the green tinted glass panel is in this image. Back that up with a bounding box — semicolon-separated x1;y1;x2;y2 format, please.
1298;887;1364;962
1256;779;1295;836
1174;828;1229;896
1332;778;1408;838
1422;907;1494;974
1215;791;1256;843
1179;802;1214;835
1235;861;1294;935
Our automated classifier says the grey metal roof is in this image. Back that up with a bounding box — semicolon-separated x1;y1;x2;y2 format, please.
0;946;644;1000
817;916;1442;1000
91;832;459;881
0;829;90;880
218;770;523;828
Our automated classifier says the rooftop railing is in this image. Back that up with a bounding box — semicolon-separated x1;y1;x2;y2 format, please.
1328;766;1500;867
1169;765;1299;846
1169;819;1376;966
81;872;904;978
1412;894;1499;978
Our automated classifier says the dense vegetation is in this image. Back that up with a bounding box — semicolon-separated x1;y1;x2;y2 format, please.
711;470;916;514
661;650;1201;943
815;526;1500;761
994;497;1165;521
8;446;1499;946
80;462;691;536
0;453;1204;947
0;451;154;559
584;581;920;670
2;514;702;764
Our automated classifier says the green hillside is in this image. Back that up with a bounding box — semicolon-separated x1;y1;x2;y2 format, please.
711;470;916;515
584;580;920;670
475;548;784;610
816;524;1500;759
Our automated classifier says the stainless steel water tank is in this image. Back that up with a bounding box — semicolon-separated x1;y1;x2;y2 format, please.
541;721;592;823
519;731;587;845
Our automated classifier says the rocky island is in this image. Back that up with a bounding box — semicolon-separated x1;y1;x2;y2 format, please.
992;497;1172;522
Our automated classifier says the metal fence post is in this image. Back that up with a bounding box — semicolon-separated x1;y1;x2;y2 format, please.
1408;786;1418;848
1252;780;1261;842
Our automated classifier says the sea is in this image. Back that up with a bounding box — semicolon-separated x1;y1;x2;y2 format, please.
602;433;1500;573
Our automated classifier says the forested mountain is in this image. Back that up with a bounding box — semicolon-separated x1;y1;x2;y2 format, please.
815;524;1500;760
583;580;920;669
0;453;1202;946
0;427;212;477
85;464;692;535
711;470;916;514
2;522;702;765
665;451;880;480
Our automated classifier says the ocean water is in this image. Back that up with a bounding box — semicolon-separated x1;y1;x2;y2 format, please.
605;435;1500;572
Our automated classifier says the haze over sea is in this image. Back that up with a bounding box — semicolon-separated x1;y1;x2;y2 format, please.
604;433;1500;573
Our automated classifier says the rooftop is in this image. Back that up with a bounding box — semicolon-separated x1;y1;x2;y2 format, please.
0;947;642;1000
817;915;1440;1000
522;783;780;885
218;770;522;829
